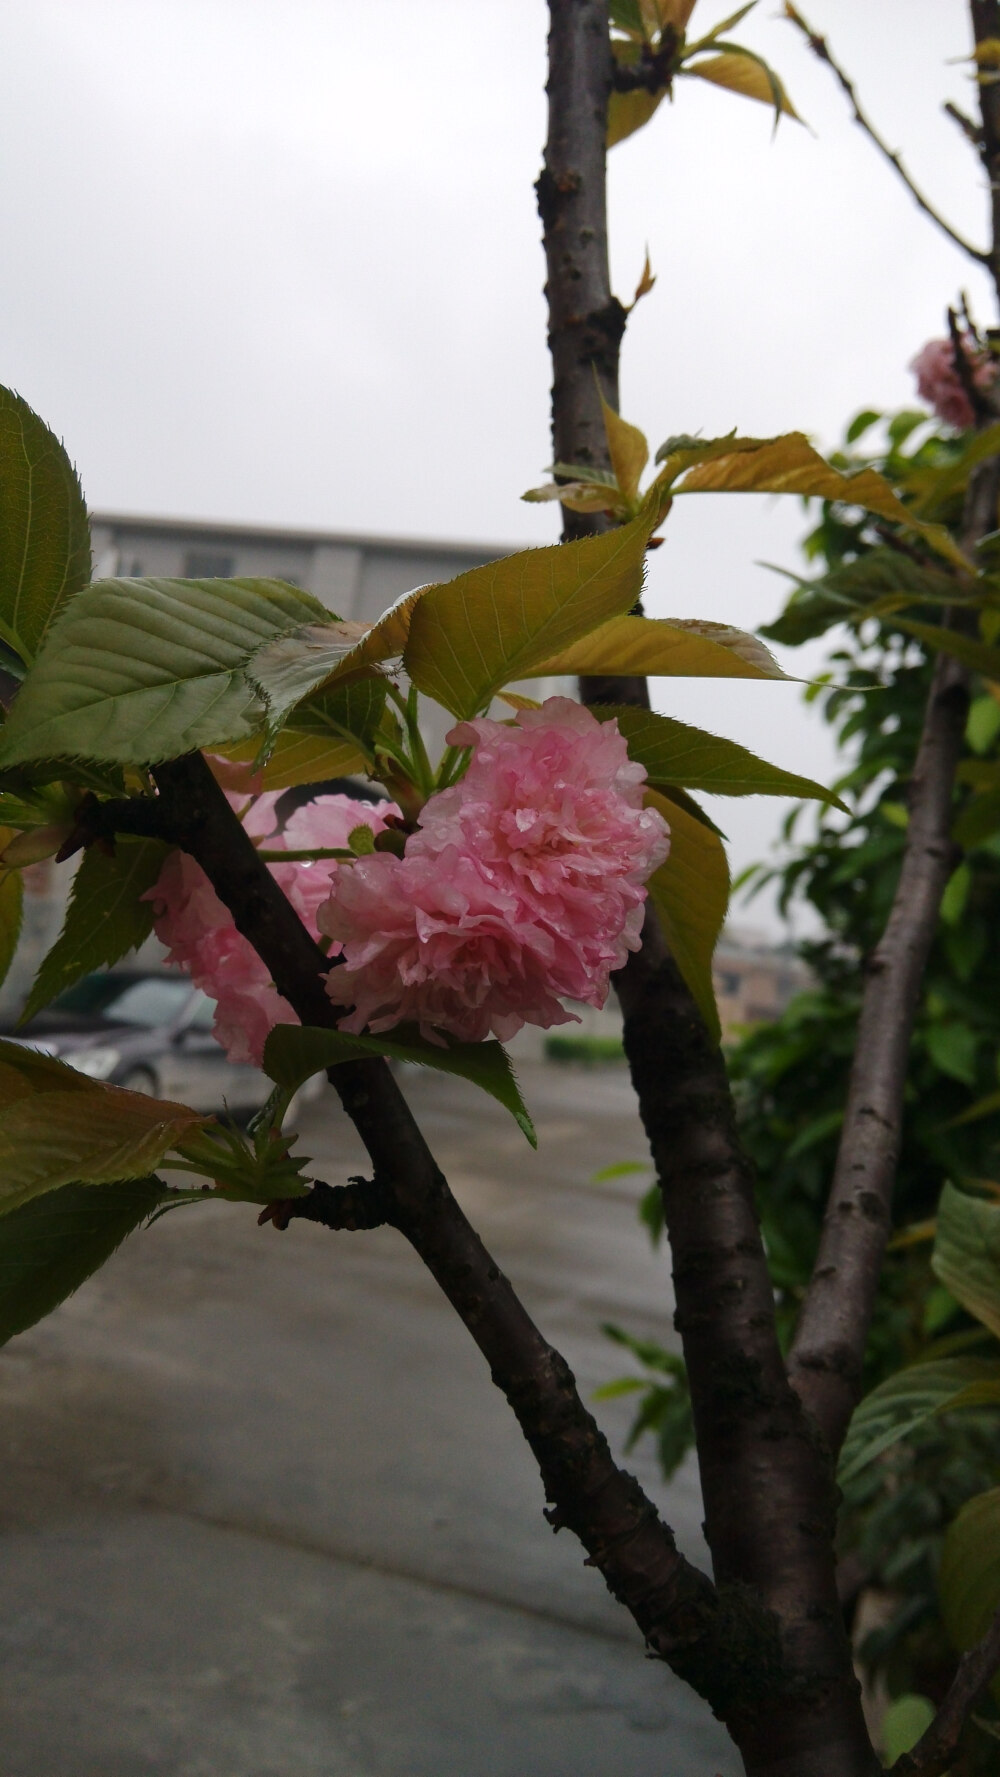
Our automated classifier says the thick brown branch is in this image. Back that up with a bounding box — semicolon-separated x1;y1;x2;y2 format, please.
785;5;987;266
791;457;1000;1451
540;8;878;1771
85;753;781;1717
889;1601;1000;1777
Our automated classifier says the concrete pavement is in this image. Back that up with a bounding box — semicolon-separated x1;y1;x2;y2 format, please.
0;1059;738;1776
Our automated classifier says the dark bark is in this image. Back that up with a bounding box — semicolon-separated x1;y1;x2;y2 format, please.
85;754;781;1720
540;6;879;1773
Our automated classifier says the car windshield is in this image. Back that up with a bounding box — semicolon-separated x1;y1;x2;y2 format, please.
50;975;195;1028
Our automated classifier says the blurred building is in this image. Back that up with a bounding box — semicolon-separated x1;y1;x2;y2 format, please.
712;926;811;1038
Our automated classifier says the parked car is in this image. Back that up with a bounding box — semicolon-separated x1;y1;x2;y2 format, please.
1;969;314;1119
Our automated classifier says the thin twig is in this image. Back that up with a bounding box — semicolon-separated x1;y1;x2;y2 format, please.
785;4;988;265
889;1600;1000;1776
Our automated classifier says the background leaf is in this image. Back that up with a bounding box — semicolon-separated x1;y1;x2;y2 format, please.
933;1182;1000;1339
0;831;23;993
0;1175;168;1347
20;837;168;1023
939;1486;1000;1670
263;1022;536;1146
838;1356;1000;1483
404;497;667;719
643;787;729;1042
0;576;329;768
0;386;91;667
221;678;386;787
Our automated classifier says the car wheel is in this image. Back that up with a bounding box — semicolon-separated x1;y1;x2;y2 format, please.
118;1066;158;1096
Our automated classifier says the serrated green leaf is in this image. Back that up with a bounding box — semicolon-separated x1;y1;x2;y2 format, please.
643;787;728;1042
838;1355;1000;1483
263;1022;536;1146
0;576;329;768
761;546;964;647
403;493;669;721
526;613;790;682
933;1182;1000;1338
0;387;91;667
20;837;167;1023
595;705;845;806
0;1037;207;1213
939;1486;1000;1673
245;617;375;732
0;1175;168;1347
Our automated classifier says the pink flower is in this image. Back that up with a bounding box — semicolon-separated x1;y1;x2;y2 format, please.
144;791;396;1065
910;336;996;429
319;699;669;1043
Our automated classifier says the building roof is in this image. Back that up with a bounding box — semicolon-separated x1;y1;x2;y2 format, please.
90;509;530;564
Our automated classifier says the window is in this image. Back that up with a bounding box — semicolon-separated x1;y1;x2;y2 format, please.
184;550;234;578
716;970;742;996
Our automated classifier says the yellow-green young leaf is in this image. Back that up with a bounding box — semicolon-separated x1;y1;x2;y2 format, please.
0;386;91;668
0;1037;207;1214
838;1356;1000;1484
880;1697;936;1766
527;613;790;682
404;493;668;720
600;393;649;505
322;586;428;684
0;832;23;993
675;434;969;569
682;50;799;121
596;706;846;806
939;1485;1000;1682
0;1176;169;1347
263;1023;536;1147
643;787;728;1042
607;86;668;148
0;576;330;769
932;1182;1000;1339
20;837;168;1024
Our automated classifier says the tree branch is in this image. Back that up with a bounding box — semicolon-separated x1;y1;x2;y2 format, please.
888;1600;1000;1777
84;753;782;1719
540;7;878;1772
785;5;988;267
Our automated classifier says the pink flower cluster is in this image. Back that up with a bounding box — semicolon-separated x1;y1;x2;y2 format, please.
145;789;395;1064
318;700;670;1043
145;701;669;1060
910;336;996;430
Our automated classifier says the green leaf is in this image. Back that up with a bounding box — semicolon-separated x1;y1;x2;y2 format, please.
643;787;729;1042
0;1037;207;1213
245;617;376;733
595;705;846;806
948;1088;1000;1129
880;1695;936;1765
761;546;962;647
526;613;791;682
599;393;649;505
925;1019;979;1086
838;1355;1000;1483
403;494;668;720
896;617;1000;684
933;1182;1000;1338
0;387;91;667
0;1175;168;1347
0;842;23;994
220;678;386;788
0;575;330;768
263;1022;537;1146
939;1485;1000;1673
20;837;167;1024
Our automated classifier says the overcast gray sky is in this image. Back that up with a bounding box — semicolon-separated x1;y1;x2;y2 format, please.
0;1;990;930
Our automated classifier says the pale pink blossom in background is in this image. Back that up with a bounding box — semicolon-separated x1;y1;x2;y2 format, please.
910;336;996;429
145;791;395;1064
319;699;670;1043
